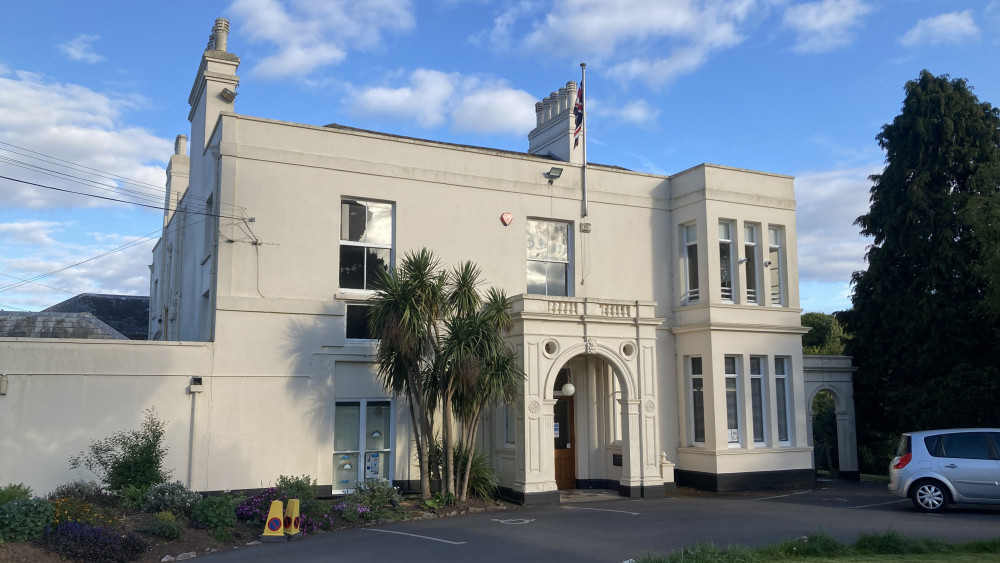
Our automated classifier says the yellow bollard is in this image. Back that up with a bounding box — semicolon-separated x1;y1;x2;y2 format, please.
284;498;302;540
259;500;286;542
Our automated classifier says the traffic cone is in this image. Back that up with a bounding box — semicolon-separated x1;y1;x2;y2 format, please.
259;500;286;542
284;498;302;540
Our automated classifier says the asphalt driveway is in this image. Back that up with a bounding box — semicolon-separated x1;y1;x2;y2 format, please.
205;479;999;563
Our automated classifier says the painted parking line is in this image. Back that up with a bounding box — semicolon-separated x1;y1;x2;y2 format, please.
851;499;909;509
362;528;467;545
561;506;641;515
751;490;813;501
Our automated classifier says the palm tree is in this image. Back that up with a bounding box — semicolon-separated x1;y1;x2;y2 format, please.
367;250;523;501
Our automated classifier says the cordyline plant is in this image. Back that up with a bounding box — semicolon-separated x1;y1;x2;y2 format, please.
367;249;523;501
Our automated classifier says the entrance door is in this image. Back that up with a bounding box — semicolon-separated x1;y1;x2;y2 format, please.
554;396;575;489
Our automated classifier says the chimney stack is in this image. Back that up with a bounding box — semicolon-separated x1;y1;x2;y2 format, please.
527;81;581;164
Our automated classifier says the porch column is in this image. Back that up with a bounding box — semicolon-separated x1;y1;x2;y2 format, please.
513;397;559;503
619;398;642;497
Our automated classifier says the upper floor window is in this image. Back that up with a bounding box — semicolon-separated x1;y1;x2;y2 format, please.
768;226;784;306
526;219;571;296
719;221;734;302
340;199;393;291
683;224;699;304
744;224;759;304
346;303;374;340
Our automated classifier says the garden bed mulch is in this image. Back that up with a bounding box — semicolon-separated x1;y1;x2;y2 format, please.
0;497;518;563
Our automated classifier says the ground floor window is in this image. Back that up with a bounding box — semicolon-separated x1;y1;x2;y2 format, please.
750;356;766;444
775;357;790;443
333;399;392;492
725;356;740;445
689;356;705;444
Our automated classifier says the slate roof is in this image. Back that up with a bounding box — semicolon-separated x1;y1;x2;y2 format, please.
0;311;128;340
42;294;150;340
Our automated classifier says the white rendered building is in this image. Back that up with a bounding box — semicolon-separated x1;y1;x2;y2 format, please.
2;18;814;501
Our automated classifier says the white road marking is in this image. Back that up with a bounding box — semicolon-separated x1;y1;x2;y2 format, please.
491;518;536;524
751;490;812;501
851;499;909;509
362;528;467;545
561;506;640;515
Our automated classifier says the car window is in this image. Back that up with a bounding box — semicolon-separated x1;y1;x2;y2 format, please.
923;434;941;456
991;433;1000;459
896;435;911;456
937;432;991;460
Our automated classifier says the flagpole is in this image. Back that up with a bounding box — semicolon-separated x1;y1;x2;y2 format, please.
581;62;588;218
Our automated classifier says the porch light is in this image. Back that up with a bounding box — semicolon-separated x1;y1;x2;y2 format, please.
561;376;575;397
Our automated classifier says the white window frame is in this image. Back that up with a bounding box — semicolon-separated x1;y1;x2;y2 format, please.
689;356;705;445
526;219;573;297
611;374;623;443
749;356;767;445
719;221;734;302
774;357;791;444
744;224;759;304
725;355;741;447
768;226;784;306
339;198;395;293
683;223;700;304
503;404;517;446
333;398;394;494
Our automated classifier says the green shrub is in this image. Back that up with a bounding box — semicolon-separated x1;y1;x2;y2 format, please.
141;481;201;516
35;522;147;562
119;484;149;509
68;407;171;492
0;483;33;507
208;527;233;542
47;480;117;507
191;495;238;530
275;474;316;501
140;511;184;539
456;445;499;499
0;498;55;542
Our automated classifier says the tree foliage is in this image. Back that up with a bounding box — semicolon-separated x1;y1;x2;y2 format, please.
801;312;846;355
68;408;171;492
367;249;523;500
846;70;1000;470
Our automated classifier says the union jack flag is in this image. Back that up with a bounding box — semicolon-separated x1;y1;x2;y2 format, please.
573;81;584;148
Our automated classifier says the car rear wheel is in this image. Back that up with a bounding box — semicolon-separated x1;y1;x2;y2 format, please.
910;480;948;513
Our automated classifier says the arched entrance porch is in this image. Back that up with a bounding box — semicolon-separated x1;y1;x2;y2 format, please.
803;356;859;480
502;295;667;504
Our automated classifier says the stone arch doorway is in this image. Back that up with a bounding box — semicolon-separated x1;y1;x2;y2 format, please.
802;356;859;480
506;295;666;504
811;389;839;476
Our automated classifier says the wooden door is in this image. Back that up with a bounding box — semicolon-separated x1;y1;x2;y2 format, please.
554;396;575;489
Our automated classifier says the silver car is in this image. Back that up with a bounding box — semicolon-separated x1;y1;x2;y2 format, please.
888;429;1000;513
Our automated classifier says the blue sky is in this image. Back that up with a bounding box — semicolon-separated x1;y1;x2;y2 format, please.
1;0;998;313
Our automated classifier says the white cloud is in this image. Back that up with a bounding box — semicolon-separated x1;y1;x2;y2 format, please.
783;0;872;54
58;34;105;64
900;10;980;47
592;98;661;126
0;221;61;246
479;0;758;88
229;0;416;79
348;69;537;135
0;69;171;209
794;165;878;283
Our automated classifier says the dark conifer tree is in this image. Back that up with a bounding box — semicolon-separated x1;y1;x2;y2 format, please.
846;71;1000;470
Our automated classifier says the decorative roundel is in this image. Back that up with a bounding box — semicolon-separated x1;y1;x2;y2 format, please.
284;515;292;528
294;516;300;527
620;341;637;359
645;400;655;413
267;517;282;531
528;400;540;414
542;339;559;358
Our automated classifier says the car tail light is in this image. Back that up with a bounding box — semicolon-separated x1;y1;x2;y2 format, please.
893;453;911;469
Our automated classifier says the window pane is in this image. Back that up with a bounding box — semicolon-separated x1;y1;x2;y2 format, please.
745;244;757;302
718;222;731;240
744;225;756;243
726;377;739;442
340;245;365;289
769;227;780;246
548;222;569;261
526;220;547;259
341;201;367;242
366;202;393;244
546;262;568;296
526;261;547;294
940;433;991;460
334;453;359;489
724;356;736;374
750;356;762;375
775;357;786;376
691;357;703;375
346;305;371;339
751;378;764;442
720;241;732;299
365;401;390;451
692;377;705;443
334;402;360;451
685;224;697;243
776;379;788;442
687;244;699;291
505;405;516;444
365;247;390;289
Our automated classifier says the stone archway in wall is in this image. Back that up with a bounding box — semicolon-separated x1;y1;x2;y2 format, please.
802;356;859;480
508;296;666;503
